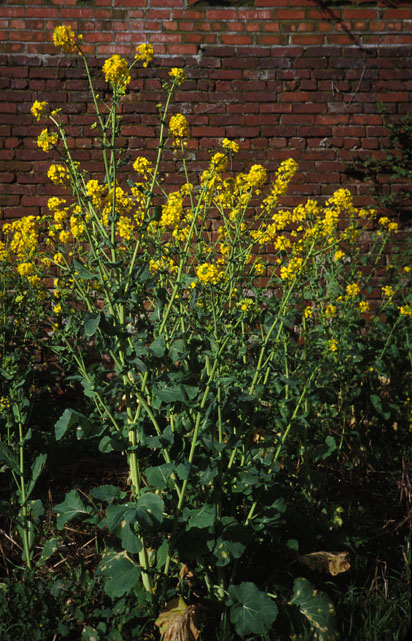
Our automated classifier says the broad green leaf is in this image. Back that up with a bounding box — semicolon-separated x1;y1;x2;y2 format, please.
136;492;164;529
290;577;338;641
186;504;216;530
106;503;137;533
169;338;186;362
54;490;93;529
55;408;96;441
149;336;166;358
96;547;140;598
38;537;62;565
0;441;21;475
146;463;174;490
73;258;95;279
98;435;124;453
84;312;101;337
91;485;126;502
82;626;100;641
213;518;250;567
229;582;278;636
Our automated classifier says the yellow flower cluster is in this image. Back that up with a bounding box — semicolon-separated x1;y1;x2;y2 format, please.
16;262;35;277
169;68;186;85
325;304;336;318
262;158;298;213
2;216;39;260
346;283;361;298
135;43;154;67
102;55;131;91
48;164;70;185
160;192;183;228
280;256;303;281
196;263;224;285
221;138;239;154
399;305;412;316
379;217;398;233
329;338;338;352
382;285;394;298
31;101;48;121
133;156;154;179
238;298;254;313
334;250;345;262
37;129;58;153
246;165;267;190
169;114;190;146
358;300;370;313
0;396;11;414
53;25;81;54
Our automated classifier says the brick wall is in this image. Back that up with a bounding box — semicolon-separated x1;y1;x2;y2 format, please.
0;0;411;221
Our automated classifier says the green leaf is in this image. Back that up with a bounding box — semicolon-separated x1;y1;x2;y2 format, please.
26;453;47;500
96;548;140;598
90;485;126;502
136;492;164;529
0;441;21;475
149;336;166;358
314;436;337;462
229;582;278;636
98;435;124;453
55;408;95;441
290;577;338;641
73;258;95;279
38;537;62;565
186;503;216;530
84;312;101;337
82;626;100;641
54;490;93;529
146;463;174;490
169;338;186;362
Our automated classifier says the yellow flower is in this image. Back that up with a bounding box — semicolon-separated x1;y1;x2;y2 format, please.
31;100;48;121
169;68;186;85
53;303;62;315
16;262;35;277
329;338;338;352
334;250;345;262
325;304;336;318
246;164;267;190
399;305;412;317
254;262;265;276
358;300;370;313
238;298;254;313
169;114;190;146
135;43;154;67
48;164;70;185
280;256;303;280
304;306;312;319
404;266;411;273
133;156;154;179
53;25;81;54
0;396;11;414
382;285;394;298
102;55;131;91
37;129;58;153
346;283;361;298
196;263;223;285
59;230;71;243
221;138;239;154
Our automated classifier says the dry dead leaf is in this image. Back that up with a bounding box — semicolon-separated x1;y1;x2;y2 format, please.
298;551;350;576
155;596;200;641
179;563;195;586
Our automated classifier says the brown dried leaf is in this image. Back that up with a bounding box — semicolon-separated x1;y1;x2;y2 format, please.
298;551;350;576
155;596;200;641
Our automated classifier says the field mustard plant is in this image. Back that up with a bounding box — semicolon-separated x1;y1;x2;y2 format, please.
2;24;411;640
